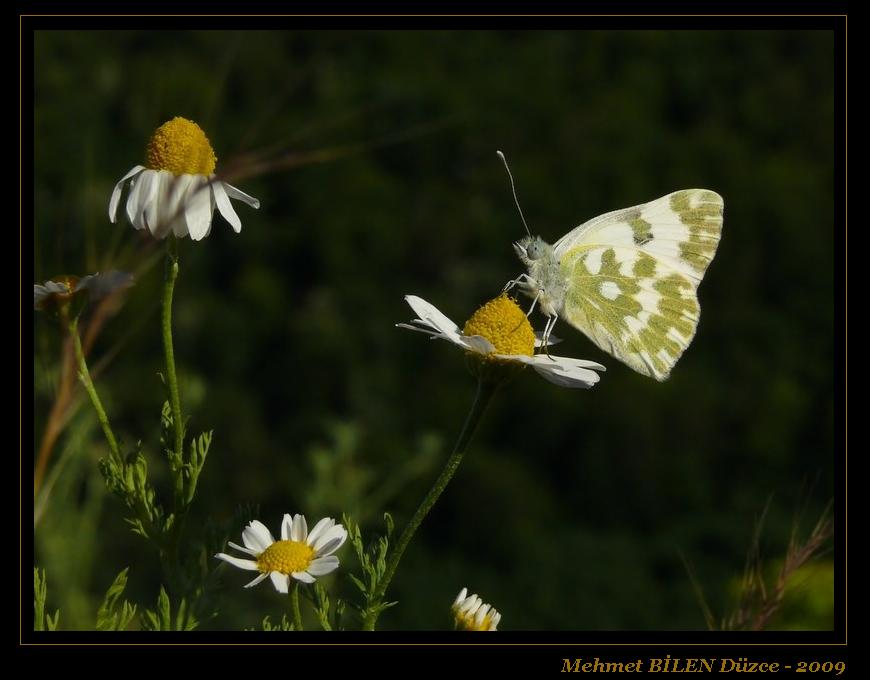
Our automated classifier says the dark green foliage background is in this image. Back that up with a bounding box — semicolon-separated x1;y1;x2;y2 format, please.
33;30;835;631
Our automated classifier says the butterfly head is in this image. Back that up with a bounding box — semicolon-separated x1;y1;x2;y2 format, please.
513;235;547;265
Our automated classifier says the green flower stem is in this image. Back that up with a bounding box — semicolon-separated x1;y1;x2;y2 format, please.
162;240;184;477
70;316;162;546
161;239;191;591
162;238;188;557
292;583;304;631
363;379;496;631
68;317;120;459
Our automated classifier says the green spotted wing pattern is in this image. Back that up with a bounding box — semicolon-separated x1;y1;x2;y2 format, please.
553;190;723;380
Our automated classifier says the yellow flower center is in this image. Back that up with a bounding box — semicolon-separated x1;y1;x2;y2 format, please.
54;275;80;296
145;117;217;176
256;540;315;574
462;294;535;356
454;609;497;631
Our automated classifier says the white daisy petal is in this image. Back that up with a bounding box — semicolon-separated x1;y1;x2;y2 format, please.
453;587;468;606
270;572;290;593
222;182;261;209
212;180;242;233
227;541;259;557
241;527;263;552
43;281;68;294
460;595;480;614
170;175;195;237
215;553;259;571
291;571;316;584
33;286;49;308
244;573;270;589
475;604;491;626
534;332;562;348
532;364;601;389
132;170;159;230
170;216;189;238
306;556;340;576
501;354;606;372
306;517;335;546
395;322;442;338
281;513;293;541
76;271;132;299
185;176;213;241
462;335;497;354
124;172;145;227
109;165;145;222
148;171;178;238
432;330;467;345
203;191;216;238
312;525;348;556
491;353;605;388
72;275;96;293
243;520;274;552
291;514;308;542
403;296;460;336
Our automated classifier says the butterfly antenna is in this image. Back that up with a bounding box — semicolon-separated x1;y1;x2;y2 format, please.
497;150;532;237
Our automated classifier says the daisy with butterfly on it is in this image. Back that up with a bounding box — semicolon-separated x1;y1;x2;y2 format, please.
360;291;605;631
369;152;724;631
398;293;605;389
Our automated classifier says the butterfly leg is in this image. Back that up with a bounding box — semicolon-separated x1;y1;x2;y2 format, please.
502;273;533;294
526;291;540;318
541;313;559;359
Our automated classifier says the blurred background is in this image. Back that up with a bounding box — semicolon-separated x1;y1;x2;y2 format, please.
32;30;835;631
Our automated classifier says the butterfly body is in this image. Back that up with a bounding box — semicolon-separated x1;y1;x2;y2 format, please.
512;189;724;381
513;235;566;318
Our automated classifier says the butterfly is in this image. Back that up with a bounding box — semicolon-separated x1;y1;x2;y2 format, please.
498;151;724;381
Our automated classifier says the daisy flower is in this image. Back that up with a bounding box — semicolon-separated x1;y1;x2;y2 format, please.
452;587;501;631
215;514;347;593
108;116;260;241
398;294;605;388
34;271;133;314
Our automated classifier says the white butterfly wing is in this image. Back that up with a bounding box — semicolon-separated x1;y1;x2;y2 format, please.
553;189;724;380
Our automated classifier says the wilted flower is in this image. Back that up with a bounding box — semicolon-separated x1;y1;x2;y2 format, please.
34;271;133;317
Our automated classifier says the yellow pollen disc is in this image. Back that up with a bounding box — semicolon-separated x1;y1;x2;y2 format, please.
145;117;217;176
256;540;315;575
455;610;495;632
56;275;80;296
462;294;535;356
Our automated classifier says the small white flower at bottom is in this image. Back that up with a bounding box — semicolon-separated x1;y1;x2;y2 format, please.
215;514;347;593
452;587;502;631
